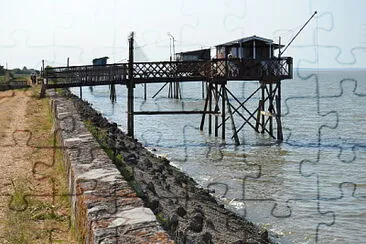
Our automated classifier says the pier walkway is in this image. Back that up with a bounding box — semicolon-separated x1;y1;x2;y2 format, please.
43;57;292;89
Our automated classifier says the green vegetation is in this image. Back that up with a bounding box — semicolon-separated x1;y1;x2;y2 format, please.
0;66;39;85
11;66;38;76
84;121;135;181
83;120;146;198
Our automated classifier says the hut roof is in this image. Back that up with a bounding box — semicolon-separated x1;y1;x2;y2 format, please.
92;56;109;62
216;35;284;49
176;48;210;56
176;48;211;60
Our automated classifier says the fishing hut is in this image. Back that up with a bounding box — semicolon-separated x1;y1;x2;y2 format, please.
215;35;282;59
176;48;211;61
156;49;211;99
194;35;292;144
92;57;109;66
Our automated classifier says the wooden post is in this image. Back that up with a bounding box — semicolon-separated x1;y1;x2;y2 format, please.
174;82;177;99
269;83;273;136
208;82;212;134
39;60;47;98
168;82;172;98
80;66;85;99
144;83;147;100
42;59;45;78
276;80;283;141
214;82;218;137
200;80;209;131
261;83;265;133
40;59;47;98
127;32;135;138
255;100;263;132
224;88;240;145
221;83;226;140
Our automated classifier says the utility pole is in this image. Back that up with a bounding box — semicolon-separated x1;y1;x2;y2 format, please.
167;32;176;61
168;35;172;61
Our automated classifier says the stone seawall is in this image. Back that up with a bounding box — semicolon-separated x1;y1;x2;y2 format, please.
49;90;173;243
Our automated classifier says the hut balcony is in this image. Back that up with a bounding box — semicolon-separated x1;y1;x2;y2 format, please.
211;56;293;83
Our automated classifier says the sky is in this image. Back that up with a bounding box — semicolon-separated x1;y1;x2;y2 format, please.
1;0;365;69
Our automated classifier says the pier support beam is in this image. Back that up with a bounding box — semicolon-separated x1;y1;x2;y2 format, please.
221;83;226;140
276;80;283;141
127;32;135;138
269;83;274;137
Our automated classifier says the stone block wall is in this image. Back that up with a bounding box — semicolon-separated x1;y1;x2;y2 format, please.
49;91;173;243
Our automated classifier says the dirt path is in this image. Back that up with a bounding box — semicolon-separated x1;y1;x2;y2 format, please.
0;89;76;243
0;90;33;237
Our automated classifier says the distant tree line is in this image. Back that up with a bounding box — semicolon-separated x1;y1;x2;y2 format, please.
11;66;39;75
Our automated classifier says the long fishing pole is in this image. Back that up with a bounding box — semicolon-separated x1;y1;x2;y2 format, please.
280;11;318;56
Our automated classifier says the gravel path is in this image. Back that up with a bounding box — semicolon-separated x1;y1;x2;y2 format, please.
0;90;32;237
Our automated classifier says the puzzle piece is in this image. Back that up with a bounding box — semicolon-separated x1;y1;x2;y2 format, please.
314;182;366;243
222;0;248;34
295;71;366;243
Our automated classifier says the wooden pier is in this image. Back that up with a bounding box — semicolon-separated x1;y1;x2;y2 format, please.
41;32;293;145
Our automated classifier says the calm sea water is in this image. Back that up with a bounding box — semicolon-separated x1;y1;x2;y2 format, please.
71;69;366;243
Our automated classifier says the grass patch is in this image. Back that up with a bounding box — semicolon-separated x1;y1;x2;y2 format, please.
4;178;68;243
0;75;6;83
84;120;137;186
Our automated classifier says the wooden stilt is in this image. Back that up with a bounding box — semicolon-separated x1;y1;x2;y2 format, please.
214;83;219;137
200;80;210;131
224;88;240;145
221;83;226;140
255;100;263;132
144;83;147;100
276;80;283;141
152;82;169;98
168;82;172;98
269;83;273;136
261;84;265;133
208;82;212;135
127;32;135;138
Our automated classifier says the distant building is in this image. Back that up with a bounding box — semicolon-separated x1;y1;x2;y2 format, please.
176;49;211;61
92;57;109;66
215;35;283;59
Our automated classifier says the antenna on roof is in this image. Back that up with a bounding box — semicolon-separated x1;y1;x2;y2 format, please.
280;11;317;56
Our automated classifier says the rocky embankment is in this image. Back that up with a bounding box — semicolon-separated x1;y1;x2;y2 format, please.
65;90;271;244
